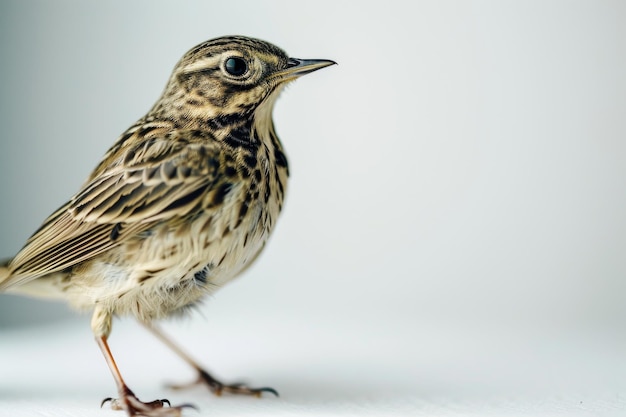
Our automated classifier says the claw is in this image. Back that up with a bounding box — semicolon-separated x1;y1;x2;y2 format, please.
172;368;280;398
166;367;279;398
101;389;196;416
257;387;279;397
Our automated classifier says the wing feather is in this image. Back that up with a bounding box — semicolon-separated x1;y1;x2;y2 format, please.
2;131;226;289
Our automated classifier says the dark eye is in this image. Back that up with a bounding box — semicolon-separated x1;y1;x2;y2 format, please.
224;57;248;76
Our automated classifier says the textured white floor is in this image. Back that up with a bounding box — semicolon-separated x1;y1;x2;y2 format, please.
1;300;624;417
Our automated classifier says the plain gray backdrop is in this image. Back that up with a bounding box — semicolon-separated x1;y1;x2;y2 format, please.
1;0;623;330
0;1;624;416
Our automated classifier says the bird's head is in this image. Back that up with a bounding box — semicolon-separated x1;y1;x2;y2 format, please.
152;35;335;131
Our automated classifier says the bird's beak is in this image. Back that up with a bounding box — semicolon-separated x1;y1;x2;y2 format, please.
277;58;337;81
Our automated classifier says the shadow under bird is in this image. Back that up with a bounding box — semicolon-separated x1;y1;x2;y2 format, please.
0;35;335;416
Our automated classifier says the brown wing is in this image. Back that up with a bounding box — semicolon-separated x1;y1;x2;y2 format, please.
1;132;226;289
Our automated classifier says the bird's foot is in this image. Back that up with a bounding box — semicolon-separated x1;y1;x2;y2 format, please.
168;368;278;398
102;385;196;416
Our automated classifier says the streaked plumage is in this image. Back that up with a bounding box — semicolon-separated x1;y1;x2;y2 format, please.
0;35;334;416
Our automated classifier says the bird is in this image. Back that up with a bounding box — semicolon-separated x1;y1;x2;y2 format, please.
0;35;335;416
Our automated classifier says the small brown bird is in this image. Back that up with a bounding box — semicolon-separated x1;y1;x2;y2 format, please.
0;35;335;416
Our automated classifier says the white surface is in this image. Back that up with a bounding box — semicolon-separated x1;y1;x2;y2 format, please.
1;0;625;416
1;305;625;417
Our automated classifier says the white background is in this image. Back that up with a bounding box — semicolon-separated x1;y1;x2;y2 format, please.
0;1;624;416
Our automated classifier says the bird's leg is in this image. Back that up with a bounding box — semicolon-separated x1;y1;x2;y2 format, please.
143;322;278;397
93;309;193;416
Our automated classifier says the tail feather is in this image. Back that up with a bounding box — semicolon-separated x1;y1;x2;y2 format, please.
1;259;67;300
0;272;8;289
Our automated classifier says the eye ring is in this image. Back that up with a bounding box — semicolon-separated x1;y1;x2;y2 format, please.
224;57;248;77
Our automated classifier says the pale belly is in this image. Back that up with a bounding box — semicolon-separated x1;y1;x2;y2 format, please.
17;200;275;322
